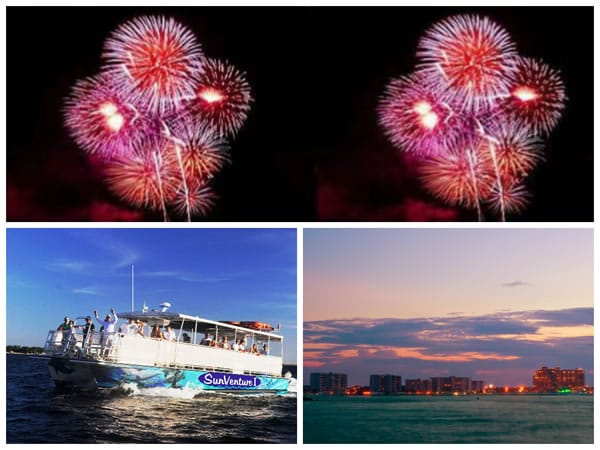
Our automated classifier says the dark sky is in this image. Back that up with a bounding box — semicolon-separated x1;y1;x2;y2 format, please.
7;6;593;221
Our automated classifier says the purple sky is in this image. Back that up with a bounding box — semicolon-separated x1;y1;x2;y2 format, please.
304;229;593;386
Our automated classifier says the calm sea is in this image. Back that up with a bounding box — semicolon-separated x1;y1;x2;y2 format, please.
303;394;593;443
6;354;297;443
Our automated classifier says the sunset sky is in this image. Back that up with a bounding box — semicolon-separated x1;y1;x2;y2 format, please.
304;229;593;386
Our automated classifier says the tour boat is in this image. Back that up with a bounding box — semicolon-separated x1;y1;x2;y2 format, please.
44;305;291;394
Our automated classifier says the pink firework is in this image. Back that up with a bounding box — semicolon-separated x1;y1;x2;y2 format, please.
167;115;230;181
64;73;152;158
483;122;544;181
486;180;529;215
173;182;216;217
419;146;494;210
378;72;464;155
417;14;518;112
103;16;203;115
504;57;566;135
189;58;252;137
105;149;179;218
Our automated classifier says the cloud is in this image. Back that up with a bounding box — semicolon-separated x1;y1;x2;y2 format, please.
139;270;229;283
47;259;89;273
502;280;531;287
304;308;593;385
72;287;100;295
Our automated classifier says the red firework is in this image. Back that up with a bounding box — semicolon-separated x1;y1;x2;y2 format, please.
417;14;518;112
105;149;179;214
189;58;252;137
378;72;464;155
64;73;152;158
419;146;494;209
103;16;203;115
504;57;567;135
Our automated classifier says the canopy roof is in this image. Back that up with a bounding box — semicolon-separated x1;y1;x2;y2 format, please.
117;310;283;341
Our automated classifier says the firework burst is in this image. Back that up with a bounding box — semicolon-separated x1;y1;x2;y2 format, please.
188;58;252;137
65;15;251;221
378;72;463;155
64;73;152;158
420;146;494;211
167;115;231;180
483;122;544;181
504;57;567;135
381;14;566;221
486;180;529;215
173;182;216;217
417;14;518;112
104;148;179;220
103;16;203;115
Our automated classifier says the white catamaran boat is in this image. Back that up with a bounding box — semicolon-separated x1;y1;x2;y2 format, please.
44;305;291;394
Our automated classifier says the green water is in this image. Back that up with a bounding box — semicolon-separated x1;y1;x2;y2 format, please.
303;395;593;443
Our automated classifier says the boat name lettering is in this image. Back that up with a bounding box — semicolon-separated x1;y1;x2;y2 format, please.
198;372;261;387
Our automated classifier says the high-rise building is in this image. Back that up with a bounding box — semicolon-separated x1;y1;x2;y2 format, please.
533;366;585;392
310;372;348;394
471;380;484;393
431;376;472;394
405;378;432;393
370;374;402;394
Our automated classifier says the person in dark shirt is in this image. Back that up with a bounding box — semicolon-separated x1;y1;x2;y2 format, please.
82;316;95;351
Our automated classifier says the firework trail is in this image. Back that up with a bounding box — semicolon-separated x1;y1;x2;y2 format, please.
103;16;203;116
65;15;250;221
380;14;565;221
188;58;252;137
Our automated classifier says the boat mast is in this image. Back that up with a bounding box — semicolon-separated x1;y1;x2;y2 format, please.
131;264;135;312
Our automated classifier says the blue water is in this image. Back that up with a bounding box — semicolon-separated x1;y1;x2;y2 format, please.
7;354;296;443
303;394;593;443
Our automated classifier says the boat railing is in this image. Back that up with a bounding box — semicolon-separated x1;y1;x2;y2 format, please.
44;329;122;360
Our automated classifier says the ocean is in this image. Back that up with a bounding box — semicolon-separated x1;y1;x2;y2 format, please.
6;354;297;443
303;394;593;443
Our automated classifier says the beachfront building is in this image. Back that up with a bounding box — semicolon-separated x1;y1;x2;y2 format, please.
533;366;585;392
405;378;432;394
370;374;402;394
310;372;348;394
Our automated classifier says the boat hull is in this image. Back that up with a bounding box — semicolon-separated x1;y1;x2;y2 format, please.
48;357;290;393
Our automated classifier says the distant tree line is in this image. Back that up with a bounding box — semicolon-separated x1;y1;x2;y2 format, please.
7;345;44;354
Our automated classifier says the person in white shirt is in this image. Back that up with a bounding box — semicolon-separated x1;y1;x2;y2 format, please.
94;308;118;355
163;326;176;342
232;339;240;351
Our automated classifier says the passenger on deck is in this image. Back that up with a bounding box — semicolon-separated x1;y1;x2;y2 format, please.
182;333;191;343
200;333;212;346
62;320;76;352
232;339;240;351
124;318;138;336
82;316;95;350
251;343;260;355
57;316;71;332
261;344;268;355
151;324;164;340
239;338;247;352
163;326;176;342
221;336;231;350
94;308;119;354
136;320;145;337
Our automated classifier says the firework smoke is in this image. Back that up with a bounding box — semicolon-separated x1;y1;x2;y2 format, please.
380;14;565;221
64;15;251;221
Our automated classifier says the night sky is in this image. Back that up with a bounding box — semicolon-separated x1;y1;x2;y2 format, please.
7;7;593;221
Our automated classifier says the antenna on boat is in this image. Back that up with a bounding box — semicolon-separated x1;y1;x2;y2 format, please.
131;264;135;312
160;302;171;312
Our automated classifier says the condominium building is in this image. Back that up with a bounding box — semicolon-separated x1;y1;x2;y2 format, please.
370;374;402;394
309;372;348;394
533;366;585;392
